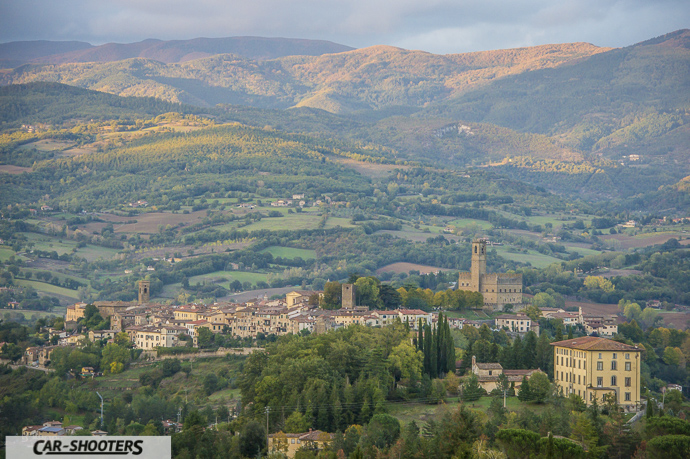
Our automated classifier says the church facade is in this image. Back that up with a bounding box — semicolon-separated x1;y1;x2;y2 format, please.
457;239;523;308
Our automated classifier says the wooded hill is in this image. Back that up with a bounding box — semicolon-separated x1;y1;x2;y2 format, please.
1;30;689;206
0;37;354;68
0;42;607;109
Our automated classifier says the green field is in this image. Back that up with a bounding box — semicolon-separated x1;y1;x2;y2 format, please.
387;395;552;425
237;213;356;232
260;246;317;259
21;232;78;255
0;246;16;261
563;245;603;258
20;232;121;262
15;279;81;299
208;388;241;404
188;271;270;287
74;245;121;262
95;356;245;401
3;308;65;320
494;246;561;268
446;218;493;230
325;217;357;229
21;268;91;285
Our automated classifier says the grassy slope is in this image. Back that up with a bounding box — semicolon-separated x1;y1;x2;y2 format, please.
15;279;81;299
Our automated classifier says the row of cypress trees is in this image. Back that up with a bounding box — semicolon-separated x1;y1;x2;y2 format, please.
416;313;456;378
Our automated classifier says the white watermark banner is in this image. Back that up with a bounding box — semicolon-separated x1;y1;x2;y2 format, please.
7;436;171;459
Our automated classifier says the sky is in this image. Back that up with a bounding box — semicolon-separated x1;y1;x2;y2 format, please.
1;0;689;54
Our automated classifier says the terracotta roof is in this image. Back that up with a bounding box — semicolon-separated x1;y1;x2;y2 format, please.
476;362;503;370
504;369;539;376
496;314;529;320
550;336;640;351
299;430;334;441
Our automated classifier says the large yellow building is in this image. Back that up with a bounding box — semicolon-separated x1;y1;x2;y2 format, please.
457;239;523;308
551;337;642;412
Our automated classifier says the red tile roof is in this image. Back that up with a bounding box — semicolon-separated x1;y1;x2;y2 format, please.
550;336;640;351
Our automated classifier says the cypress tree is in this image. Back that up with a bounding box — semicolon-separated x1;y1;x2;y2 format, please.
535;331;551;373
436;314;445;376
522;331;537;369
331;381;342;432
418;319;424;353
446;316;456;374
510;335;523;369
423;324;432;376
429;324;438;379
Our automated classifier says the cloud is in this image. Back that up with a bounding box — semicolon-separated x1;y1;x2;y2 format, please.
1;0;688;53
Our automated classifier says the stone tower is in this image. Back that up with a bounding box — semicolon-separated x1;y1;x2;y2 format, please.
342;283;356;309
138;280;150;304
470;239;487;293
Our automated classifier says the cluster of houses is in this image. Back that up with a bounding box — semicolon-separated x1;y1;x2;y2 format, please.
42;284;434;355
19;279;618;369
21;419;182;437
21;421;104;437
494;306;617;337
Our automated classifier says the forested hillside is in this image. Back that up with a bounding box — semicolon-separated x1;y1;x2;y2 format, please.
0;37;354;67
0;42;608;109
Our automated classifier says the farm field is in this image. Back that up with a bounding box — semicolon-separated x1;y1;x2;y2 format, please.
21;232;121;262
111;210;211;234
493;246;561;269
386;396;547;426
187;270;271;287
17;139;74;152
600;231;690;250
21;232;78;256
15;279;81;299
376;262;454;275
95;356;245;401
0;165;32;174
564;299;619;317
0;247;16;261
238;213;353;231
3;308;66;320
656;311;690;329
376;227;462;243
562;245;602;258
21;268;90;285
259;246;316;259
325;155;409;179
445;218;493;230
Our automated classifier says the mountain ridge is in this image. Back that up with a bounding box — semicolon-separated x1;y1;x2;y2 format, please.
0;36;355;67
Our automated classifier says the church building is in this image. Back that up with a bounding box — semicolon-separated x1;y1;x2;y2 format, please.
457;239;523;308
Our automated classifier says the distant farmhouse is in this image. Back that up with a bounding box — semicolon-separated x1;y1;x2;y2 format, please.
457;239;523;309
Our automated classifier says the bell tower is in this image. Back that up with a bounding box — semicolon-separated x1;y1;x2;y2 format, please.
138;280;150;304
470;239;487;293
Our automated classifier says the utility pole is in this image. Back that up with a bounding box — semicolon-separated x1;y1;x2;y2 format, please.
265;407;270;454
96;392;104;428
503;389;507;408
